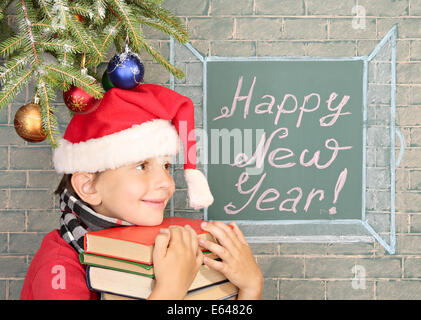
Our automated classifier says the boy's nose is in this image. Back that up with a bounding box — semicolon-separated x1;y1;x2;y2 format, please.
152;167;173;190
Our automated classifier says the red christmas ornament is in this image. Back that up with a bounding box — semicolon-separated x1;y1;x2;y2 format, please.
63;85;101;114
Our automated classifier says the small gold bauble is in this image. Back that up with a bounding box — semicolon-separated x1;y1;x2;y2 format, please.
14;103;47;143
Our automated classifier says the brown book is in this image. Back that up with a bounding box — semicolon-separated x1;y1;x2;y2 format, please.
87;266;230;300
85;217;219;265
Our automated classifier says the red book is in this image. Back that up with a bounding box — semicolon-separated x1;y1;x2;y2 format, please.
84;217;218;265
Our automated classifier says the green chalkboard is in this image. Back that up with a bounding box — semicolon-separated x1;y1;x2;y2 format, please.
206;60;364;221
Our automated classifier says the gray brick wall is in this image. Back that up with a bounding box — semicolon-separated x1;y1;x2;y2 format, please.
1;0;421;300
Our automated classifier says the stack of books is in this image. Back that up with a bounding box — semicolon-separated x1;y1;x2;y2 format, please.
80;217;238;300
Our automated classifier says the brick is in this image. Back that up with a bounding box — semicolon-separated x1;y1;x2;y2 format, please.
279;280;324;300
396;191;421;212
396;234;421;254
0;171;26;188
359;0;409;16
0;257;27;278
8;280;24;300
0;281;5;300
307;0;356;16
395;148;421;168
305;257;356;278
256;41;306;57
262;278;278;300
0;146;8;169
250;243;278;255
410;40;421;61
27;210;60;232
255;0;304;15
326;280;374;299
396;168;410;191
354;257;402;278
188;18;234;41
9;232;45;254
278;242;327;255
378;18;421;39
329;18;376;40
0;104;9;124
403;256;421;277
0;189;8;209
409;212;421;233
163;0;209;16
173;189;188;209
306;40;356;57
411;0;421;15
143;62;171;85
0;233;7;253
10;146;53;170
409;170;421;190
325;242;375;255
236;18;282;40
376;280;421;299
27;171;61;190
256;256;304;278
397;63;421;84
9;189;53;210
0;210;25;232
283;18;327;40
0;126;26;146
210;41;256;57
211;0;252;16
397;106;421;126
409;86;421;105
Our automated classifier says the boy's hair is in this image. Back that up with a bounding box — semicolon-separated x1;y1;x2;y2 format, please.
54;173;100;203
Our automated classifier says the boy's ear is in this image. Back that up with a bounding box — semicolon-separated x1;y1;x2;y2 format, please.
71;172;102;206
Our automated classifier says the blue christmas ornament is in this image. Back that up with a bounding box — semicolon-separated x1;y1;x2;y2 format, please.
107;51;144;89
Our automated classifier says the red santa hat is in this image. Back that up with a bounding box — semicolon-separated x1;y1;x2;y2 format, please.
52;84;214;210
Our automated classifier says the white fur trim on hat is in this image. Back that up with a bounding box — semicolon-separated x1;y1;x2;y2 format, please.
184;169;214;210
53;119;180;173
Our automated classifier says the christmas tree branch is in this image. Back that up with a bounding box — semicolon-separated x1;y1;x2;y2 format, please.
45;64;104;98
0;35;28;58
37;77;58;147
0;54;30;84
107;0;142;51
0;68;34;108
132;0;188;41
21;0;40;64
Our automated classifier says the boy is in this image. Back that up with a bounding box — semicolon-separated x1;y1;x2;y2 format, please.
20;84;263;300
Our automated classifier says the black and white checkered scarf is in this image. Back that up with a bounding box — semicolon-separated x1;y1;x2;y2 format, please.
59;188;133;254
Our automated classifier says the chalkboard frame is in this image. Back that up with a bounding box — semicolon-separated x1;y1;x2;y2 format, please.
169;25;403;254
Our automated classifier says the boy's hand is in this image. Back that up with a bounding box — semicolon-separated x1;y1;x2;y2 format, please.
199;221;263;300
148;225;203;300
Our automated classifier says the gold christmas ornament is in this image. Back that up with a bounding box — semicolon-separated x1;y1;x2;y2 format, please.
14;103;47;143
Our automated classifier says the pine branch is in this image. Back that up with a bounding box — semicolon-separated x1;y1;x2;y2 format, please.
37;76;60;147
140;40;184;79
106;0;144;51
0;53;31;85
44;63;104;99
0;68;34;109
36;0;53;19
19;0;40;64
132;0;188;42
0;34;29;58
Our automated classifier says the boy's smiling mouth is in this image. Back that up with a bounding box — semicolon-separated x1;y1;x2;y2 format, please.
142;198;166;208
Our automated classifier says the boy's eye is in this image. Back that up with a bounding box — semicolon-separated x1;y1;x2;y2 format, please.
135;163;146;171
165;162;173;171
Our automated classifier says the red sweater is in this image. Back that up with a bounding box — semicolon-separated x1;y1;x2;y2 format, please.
20;230;98;300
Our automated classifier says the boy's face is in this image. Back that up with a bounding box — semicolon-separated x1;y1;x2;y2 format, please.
92;155;175;226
